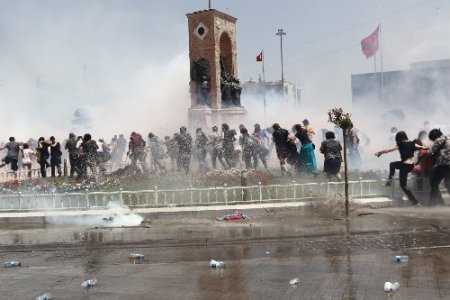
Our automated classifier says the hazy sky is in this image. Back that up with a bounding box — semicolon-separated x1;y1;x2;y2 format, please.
0;0;449;141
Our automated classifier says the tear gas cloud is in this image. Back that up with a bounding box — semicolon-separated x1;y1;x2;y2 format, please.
1;1;450;172
45;201;144;227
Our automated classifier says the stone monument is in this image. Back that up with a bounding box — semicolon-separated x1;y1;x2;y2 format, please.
187;9;246;129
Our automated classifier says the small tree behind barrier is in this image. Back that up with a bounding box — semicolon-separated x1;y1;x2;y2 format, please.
327;107;353;216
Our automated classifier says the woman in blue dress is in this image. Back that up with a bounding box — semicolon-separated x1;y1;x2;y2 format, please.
294;124;318;176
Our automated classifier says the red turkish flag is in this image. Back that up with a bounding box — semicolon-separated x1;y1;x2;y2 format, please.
361;25;380;58
256;51;263;62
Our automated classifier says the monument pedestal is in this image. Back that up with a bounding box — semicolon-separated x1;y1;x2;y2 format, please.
188;106;213;130
188;105;246;130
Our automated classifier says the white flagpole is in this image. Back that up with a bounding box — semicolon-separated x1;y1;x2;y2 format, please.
379;24;384;102
374;50;379;102
262;49;266;82
262;49;267;120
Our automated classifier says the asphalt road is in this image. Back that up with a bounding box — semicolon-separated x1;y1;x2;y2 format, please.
1;205;450;299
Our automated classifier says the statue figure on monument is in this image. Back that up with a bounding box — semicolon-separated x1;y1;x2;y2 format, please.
220;67;241;106
199;76;210;105
230;76;241;106
191;59;210;106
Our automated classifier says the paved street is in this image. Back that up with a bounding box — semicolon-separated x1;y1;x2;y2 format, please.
1;205;450;299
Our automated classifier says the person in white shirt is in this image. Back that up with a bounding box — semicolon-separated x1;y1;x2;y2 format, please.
21;143;35;178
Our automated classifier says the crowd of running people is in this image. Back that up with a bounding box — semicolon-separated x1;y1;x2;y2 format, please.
1;120;449;206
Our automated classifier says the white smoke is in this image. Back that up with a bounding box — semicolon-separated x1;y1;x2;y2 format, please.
45;201;143;227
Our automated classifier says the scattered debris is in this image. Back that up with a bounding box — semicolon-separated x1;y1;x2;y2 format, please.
357;212;374;217
384;282;400;292
81;278;98;288
36;293;52;300
391;255;408;263
216;211;249;221
4;261;21;268
209;259;225;268
129;253;145;264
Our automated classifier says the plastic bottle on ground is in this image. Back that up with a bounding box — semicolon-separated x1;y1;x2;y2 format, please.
384;282;392;292
4;261;21;268
129;253;145;260
391;282;400;291
384;282;400;292
209;259;225;268
391;255;409;263
36;293;52;300
81;278;98;288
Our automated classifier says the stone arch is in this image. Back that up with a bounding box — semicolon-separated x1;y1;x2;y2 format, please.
219;32;233;75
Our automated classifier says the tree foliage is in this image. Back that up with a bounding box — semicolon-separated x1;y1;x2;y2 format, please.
327;107;353;130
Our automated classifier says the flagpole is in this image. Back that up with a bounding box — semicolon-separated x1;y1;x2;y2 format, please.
373;54;377;73
374;53;380;102
262;49;266;82
379;24;384;103
262;49;267;120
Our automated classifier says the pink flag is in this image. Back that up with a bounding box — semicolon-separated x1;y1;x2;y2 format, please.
361;25;380;58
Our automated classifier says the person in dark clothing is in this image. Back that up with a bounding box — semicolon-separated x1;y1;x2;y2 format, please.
320;131;343;181
195;128;208;172
240;127;258;169
210;126;227;170
79;133;99;180
127;131;147;174
49;136;62;177
174;126;192;174
148;133;166;173
252;124;269;169
375;131;428;206
222;123;236;169
0;137;23;178
427;128;450;206
65;133;80;178
164;135;178;172
272;123;292;176
36;137;50;178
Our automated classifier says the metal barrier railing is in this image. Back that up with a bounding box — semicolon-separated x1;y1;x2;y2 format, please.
0;179;389;211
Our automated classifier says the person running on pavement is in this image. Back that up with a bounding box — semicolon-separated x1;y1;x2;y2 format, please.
427;128;450;206
20;143;35;178
0;137;23;178
65;133;80;178
375;131;427;206
49;136;62;177
36;137;50;178
319;131;342;181
272;123;292;176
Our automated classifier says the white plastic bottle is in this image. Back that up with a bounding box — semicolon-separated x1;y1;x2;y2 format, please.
81;278;98;288
391;255;409;263
129;253;145;260
36;293;52;300
4;261;21;268
209;259;225;268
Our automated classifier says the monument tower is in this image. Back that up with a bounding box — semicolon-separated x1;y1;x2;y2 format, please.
187;9;245;129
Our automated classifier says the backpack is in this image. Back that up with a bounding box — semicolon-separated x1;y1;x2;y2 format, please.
132;134;145;151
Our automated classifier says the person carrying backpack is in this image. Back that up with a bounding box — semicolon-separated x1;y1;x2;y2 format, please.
127;131;148;174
